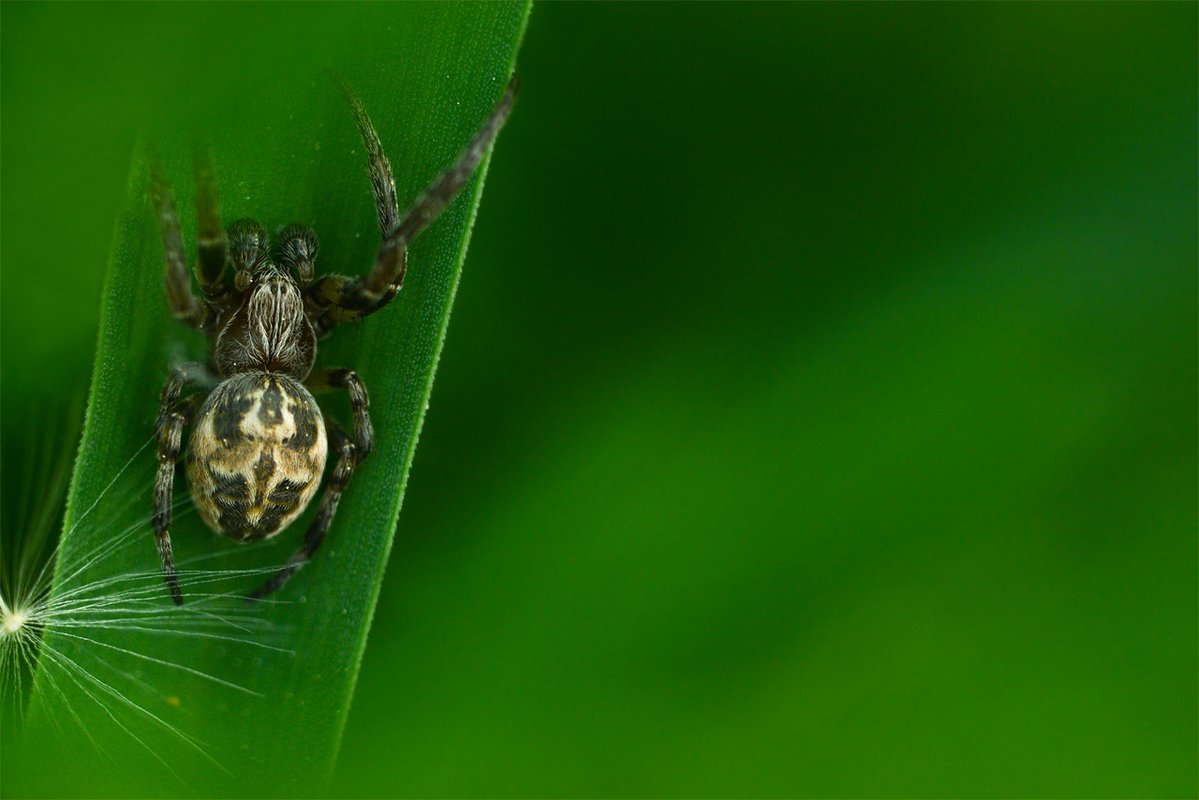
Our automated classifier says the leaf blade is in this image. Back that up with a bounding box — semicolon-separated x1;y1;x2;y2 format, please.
21;4;531;795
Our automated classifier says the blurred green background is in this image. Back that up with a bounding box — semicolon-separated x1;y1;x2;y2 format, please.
3;2;1195;797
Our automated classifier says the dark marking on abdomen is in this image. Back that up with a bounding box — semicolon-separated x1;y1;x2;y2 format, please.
214;388;255;444
211;471;251;538
256;478;311;535
258;378;284;426
285;395;321;452
253;451;276;492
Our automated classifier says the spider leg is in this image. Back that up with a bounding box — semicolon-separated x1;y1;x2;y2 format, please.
248;368;372;599
340;76;400;237
193;150;229;300
150;162;207;329
153;362;216;605
308;75;520;333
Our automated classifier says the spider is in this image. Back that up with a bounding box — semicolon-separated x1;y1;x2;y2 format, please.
149;76;518;605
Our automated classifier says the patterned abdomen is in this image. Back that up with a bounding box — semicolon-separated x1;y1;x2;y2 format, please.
187;373;328;542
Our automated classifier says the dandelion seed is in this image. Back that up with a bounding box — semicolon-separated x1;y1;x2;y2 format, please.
3;431;296;787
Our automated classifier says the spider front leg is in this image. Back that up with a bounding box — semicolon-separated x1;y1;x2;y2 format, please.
308;75;520;334
151;163;207;330
193;150;229;300
248;368;372;599
153;362;215;605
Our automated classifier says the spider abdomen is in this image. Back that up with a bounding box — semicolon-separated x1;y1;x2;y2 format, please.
187;373;328;542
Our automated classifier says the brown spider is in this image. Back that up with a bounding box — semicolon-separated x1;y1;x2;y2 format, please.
150;76;518;604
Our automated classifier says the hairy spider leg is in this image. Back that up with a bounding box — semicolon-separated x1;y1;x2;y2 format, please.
193;150;229;300
153;362;217;604
341;76;401;236
308;74;520;334
151;162;207;330
248;368;372;599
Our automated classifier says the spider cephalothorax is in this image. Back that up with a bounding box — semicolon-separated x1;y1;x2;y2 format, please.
150;77;518;604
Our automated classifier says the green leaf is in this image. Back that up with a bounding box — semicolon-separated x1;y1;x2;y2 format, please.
17;3;530;796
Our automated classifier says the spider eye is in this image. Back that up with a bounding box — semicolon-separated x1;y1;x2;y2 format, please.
235;270;253;292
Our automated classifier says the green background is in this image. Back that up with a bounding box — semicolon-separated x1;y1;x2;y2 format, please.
3;2;1196;797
